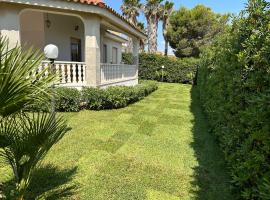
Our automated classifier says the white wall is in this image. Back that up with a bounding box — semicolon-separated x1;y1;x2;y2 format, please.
20;10;45;50
101;31;123;64
44;13;85;61
19;11;85;61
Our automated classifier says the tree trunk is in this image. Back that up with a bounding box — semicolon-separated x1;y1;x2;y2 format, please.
164;40;169;56
147;15;158;53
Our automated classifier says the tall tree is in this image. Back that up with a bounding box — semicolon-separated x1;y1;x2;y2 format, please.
167;5;229;58
121;0;141;53
161;1;174;56
142;0;164;53
137;22;147;52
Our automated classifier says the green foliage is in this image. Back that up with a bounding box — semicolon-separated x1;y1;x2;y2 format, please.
138;53;199;84
0;37;55;117
122;53;134;65
55;87;81;112
197;0;270;199
167;5;229;58
82;81;158;110
0;37;69;200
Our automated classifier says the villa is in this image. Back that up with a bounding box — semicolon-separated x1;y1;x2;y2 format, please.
0;0;146;88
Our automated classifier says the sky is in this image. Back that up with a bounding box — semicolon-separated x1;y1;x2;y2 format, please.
104;0;248;54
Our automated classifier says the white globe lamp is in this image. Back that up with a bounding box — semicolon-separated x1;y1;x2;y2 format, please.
44;44;58;62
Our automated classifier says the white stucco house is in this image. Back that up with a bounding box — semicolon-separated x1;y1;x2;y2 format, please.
0;0;146;88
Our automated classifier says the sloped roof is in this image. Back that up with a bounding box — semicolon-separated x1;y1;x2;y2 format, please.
63;0;145;36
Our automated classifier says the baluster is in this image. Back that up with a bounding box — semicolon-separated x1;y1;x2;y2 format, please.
54;64;59;84
78;64;82;83
72;64;76;84
66;64;71;83
61;64;66;84
83;64;86;84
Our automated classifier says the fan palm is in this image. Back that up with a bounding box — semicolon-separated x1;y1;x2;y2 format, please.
142;0;164;53
161;1;174;56
0;113;69;199
121;0;141;52
0;37;55;117
0;37;69;200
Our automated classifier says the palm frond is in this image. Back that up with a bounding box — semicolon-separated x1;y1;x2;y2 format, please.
0;36;56;117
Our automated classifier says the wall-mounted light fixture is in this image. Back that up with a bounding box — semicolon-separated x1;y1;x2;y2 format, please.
45;13;51;28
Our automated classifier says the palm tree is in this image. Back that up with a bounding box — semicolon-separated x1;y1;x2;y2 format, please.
0;37;69;200
137;22;147;52
121;0;141;53
161;1;174;56
142;0;164;53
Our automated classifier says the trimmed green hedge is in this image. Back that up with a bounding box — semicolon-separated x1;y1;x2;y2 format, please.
197;1;270;199
55;87;81;112
122;53;199;84
45;81;158;112
82;80;158;110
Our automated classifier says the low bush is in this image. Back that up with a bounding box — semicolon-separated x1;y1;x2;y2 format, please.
55;87;81;112
82;81;158;110
197;1;270;199
122;53;199;84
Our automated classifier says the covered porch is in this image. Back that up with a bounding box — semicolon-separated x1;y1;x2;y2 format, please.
0;0;145;88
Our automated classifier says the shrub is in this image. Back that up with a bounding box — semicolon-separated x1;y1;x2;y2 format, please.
82;81;158;110
197;0;270;199
124;53;199;84
55;87;81;112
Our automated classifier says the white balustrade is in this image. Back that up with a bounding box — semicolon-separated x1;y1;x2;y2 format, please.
41;61;87;87
100;63;138;84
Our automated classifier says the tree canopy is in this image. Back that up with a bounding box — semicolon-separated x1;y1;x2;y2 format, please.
167;5;229;58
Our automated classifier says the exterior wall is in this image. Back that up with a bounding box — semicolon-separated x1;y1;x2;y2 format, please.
83;15;101;87
20;11;85;61
44;13;85;61
20;10;45;50
0;4;21;48
100;31;123;64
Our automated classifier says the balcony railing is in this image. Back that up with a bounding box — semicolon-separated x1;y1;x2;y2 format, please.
41;61;87;87
100;63;138;84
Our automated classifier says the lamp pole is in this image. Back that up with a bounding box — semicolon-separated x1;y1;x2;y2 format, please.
161;65;165;82
44;44;59;123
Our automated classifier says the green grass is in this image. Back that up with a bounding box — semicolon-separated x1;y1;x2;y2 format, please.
0;83;233;200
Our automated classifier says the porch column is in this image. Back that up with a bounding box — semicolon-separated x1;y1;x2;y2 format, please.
132;37;140;83
83;16;101;87
0;5;21;48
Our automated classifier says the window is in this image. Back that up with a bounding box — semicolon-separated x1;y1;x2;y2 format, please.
112;47;118;64
103;44;108;63
70;38;81;62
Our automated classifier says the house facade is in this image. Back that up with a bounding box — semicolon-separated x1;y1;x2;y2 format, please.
0;0;146;88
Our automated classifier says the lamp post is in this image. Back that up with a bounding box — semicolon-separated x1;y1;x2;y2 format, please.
161;65;165;82
44;44;58;122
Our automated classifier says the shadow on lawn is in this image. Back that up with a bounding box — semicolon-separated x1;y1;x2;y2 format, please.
3;164;78;200
189;86;234;200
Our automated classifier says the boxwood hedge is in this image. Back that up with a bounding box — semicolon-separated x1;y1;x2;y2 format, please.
197;1;270;199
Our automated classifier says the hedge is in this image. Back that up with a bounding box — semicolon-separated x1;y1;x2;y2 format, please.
54;87;81;112
82;80;158;110
122;53;199;84
197;1;270;199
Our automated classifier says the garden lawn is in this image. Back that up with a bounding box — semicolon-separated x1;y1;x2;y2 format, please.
1;83;233;200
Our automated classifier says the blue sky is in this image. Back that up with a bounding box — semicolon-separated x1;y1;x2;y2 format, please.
105;0;248;54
